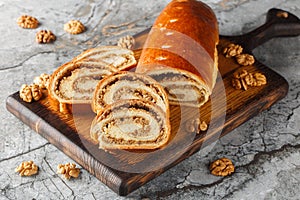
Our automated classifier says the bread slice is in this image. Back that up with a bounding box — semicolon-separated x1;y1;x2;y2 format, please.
135;0;219;107
90;99;171;150
92;71;169;114
73;46;137;71
48;46;137;112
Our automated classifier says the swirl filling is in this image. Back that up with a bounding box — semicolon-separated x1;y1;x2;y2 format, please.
49;46;137;106
147;69;210;107
92;71;169;114
90;99;170;150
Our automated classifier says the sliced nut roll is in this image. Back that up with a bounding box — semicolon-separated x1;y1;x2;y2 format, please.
92;71;169;114
72;46;137;71
49;60;114;105
90;99;171;150
48;46;137;110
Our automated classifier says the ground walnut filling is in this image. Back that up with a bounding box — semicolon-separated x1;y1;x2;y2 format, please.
151;72;207;104
97;76;166;108
102;116;151;138
97;103;166;145
73;76;103;93
101;54;133;69
166;84;206;104
58;67;111;100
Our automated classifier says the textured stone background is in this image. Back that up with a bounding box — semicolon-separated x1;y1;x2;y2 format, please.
0;0;299;199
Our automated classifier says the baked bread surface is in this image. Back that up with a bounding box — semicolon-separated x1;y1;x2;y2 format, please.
136;0;219;107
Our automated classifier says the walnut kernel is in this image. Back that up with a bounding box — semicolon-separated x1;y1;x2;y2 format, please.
223;43;243;58
20;84;43;103
57;163;80;180
233;69;248;79
276;11;288;18
185;118;208;133
254;73;267;86
199;121;208;131
17;15;39;29
117;35;135;50
64;20;85;34
15;161;39;176
36;30;56;44
232;78;242;90
232;69;267;90
30;84;43;101
20;84;33;103
33;73;50;89
236;54;255;66
210;158;234;177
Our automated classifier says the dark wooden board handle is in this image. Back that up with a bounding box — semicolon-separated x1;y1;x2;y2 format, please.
222;8;300;52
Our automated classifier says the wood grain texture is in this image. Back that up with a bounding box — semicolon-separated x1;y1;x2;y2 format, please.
6;8;299;196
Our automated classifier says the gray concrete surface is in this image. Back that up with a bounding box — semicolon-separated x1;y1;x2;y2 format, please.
1;0;299;199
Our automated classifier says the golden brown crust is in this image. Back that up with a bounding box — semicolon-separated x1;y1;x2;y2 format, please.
136;0;219;96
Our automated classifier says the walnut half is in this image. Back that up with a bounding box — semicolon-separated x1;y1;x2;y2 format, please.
117;35;135;50
185;118;208;133
57;163;80;180
15;161;39;176
223;43;243;58
64;20;85;34
236;54;255;66
232;69;267;91
36;30;56;44
210;158;234;177
17;15;39;29
33;73;50;89
20;84;43;103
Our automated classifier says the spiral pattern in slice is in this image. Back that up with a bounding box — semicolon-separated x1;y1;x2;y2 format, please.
90;99;171;150
92;71;169;114
73;46;136;71
48;46;137;106
146;68;211;107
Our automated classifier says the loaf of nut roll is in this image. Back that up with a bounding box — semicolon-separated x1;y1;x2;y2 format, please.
90;99;171;150
136;0;219;107
92;71;169;114
48;46;136;112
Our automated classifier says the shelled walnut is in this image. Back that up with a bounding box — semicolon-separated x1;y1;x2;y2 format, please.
57;163;80;180
64;20;85;34
17;15;39;29
210;158;234;176
236;54;255;66
185;118;208;133
31;84;43;101
20;84;33;103
33;73;50;89
223;43;243;58
36;30;56;44
232;69;267;91
117;35;135;50
254;72;267;86
276;11;288;18
15;161;39;176
199;121;208;132
20;84;43;103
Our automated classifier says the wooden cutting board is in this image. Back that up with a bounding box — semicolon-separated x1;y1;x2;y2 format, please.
6;8;300;196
